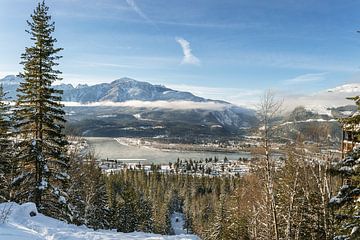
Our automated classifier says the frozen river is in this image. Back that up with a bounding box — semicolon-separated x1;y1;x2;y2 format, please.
86;137;251;164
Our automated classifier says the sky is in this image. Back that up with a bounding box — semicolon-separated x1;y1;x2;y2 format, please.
0;0;360;106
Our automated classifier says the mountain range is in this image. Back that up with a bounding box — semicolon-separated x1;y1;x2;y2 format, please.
56;77;208;103
1;75;358;140
0;75;216;103
0;75;256;138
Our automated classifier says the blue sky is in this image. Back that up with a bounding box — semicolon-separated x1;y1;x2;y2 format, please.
0;0;360;105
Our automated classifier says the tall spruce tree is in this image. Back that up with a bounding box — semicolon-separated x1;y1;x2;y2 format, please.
13;1;69;219
0;84;13;202
330;96;360;239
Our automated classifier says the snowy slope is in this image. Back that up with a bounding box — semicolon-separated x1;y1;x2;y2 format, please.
171;212;187;235
283;83;360;115
0;202;199;240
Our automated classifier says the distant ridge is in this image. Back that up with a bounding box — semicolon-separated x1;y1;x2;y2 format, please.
55;77;208;103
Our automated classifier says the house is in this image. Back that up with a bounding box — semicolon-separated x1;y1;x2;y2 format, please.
341;115;360;157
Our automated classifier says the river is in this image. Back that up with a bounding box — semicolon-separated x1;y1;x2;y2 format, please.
86;137;252;164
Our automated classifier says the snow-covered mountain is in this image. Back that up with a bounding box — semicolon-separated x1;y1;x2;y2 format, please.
283;83;360;116
0;76;208;103
0;75;256;135
326;83;360;94
0;75;22;99
56;77;207;103
2;75;357;138
0;75;22;85
0;202;199;240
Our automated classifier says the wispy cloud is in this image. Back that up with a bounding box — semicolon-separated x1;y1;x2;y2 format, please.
285;72;327;84
71;56;179;70
175;37;200;65
214;52;358;73
125;0;156;26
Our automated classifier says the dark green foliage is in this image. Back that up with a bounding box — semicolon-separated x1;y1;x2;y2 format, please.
13;1;68;219
204;194;229;240
116;183;140;232
330;148;360;239
0;84;13;202
106;174;155;233
137;194;154;232
103;170;232;237
330;96;360;239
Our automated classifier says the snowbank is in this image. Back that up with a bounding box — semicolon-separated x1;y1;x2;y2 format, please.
0;202;199;240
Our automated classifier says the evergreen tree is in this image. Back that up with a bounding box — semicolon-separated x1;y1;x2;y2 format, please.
67;152;110;229
83;159;110;230
13;1;69;219
137;194;153;233
205;194;229;240
117;183;139;233
0;84;13;202
330;96;360;239
66;141;86;225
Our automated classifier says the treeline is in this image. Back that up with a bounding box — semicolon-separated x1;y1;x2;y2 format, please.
3;140;358;239
57;142;356;239
83;151;335;239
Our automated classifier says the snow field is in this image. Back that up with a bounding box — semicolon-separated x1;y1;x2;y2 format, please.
0;202;199;240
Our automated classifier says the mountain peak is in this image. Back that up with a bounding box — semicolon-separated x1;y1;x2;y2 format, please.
76;83;88;89
111;77;143;85
0;75;22;85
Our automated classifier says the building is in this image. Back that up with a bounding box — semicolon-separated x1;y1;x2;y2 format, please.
341;117;360;157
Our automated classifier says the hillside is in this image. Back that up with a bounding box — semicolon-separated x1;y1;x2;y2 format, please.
0;202;199;240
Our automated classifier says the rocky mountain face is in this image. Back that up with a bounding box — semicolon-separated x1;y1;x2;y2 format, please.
0;76;207;102
0;75;256;138
0;75;22;99
55;77;206;103
2;75;356;140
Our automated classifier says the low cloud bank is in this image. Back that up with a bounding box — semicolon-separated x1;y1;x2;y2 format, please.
63;100;229;111
282;83;360;114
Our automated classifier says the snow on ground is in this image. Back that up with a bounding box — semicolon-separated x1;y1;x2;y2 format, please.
0;202;199;240
171;212;187;235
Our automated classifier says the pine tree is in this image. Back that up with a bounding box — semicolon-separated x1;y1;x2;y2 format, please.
205;194;229;240
13;1;69;219
82;158;110;230
67;152;110;229
117;183;139;233
137;194;153;233
330;96;360;239
66;142;86;225
0;84;13;202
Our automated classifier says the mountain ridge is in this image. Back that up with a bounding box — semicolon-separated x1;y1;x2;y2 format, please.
56;77;209;103
0;75;256;136
1;75;231;105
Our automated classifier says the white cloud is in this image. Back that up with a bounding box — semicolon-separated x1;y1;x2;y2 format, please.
281;83;360;113
175;37;200;65
63;100;228;111
212;51;358;73
285;72;327;84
